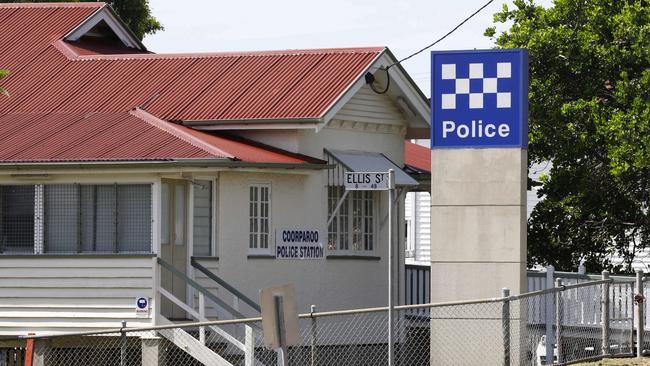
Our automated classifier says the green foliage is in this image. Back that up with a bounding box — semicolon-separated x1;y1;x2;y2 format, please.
490;0;650;273
105;0;163;40
0;0;162;40
0;69;8;96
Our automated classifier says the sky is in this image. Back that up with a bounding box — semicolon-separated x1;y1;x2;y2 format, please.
144;0;553;97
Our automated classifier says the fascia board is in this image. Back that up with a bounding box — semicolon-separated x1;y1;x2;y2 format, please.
0;160;332;171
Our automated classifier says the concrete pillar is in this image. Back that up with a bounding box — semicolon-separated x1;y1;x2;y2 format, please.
141;336;164;366
430;148;526;299
430;148;527;365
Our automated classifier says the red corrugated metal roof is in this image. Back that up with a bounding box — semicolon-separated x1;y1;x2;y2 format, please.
0;45;382;119
0;110;319;164
404;141;431;173
0;2;381;165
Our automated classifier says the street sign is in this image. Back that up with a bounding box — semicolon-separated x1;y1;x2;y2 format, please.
431;49;528;148
344;171;393;190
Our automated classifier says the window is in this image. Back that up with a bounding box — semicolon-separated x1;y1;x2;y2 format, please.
0;186;35;253
193;180;213;256
249;184;270;253
0;184;152;254
328;187;376;252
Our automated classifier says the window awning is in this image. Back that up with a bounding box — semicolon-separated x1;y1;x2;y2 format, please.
326;150;419;187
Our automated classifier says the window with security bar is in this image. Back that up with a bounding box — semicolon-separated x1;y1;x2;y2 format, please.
328;187;376;252
326;153;377;253
0;184;152;254
0;185;36;253
249;184;270;254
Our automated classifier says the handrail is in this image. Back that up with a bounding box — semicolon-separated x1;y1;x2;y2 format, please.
527;270;636;281
157;257;246;320
158;286;247;351
191;257;261;313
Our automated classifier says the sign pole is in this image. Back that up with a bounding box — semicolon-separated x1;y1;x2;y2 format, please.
342;169;396;365
387;168;395;366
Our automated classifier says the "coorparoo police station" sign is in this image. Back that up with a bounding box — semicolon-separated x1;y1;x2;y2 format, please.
431;49;528;148
276;228;324;260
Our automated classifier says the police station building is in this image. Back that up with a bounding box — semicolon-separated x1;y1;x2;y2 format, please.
0;2;430;336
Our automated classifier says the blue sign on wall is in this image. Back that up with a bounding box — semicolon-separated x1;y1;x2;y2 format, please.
431;49;528;148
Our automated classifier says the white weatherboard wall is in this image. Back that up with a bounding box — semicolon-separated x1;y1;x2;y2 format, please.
0;256;154;335
334;85;406;127
215;170;397;314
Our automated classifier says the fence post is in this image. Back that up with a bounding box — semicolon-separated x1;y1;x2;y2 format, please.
636;270;644;358
244;325;254;366
555;278;563;365
602;270;611;357
502;288;511;366
120;320;127;366
545;265;555;365
310;305;317;366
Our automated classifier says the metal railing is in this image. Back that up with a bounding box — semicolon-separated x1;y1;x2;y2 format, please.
157;257;245;320
5;273;649;366
190;257;261;313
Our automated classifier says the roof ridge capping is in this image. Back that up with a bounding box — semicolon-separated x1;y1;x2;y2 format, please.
0;2;104;8
69;46;385;61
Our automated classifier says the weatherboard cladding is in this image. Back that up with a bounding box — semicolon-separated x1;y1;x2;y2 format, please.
0;3;381;164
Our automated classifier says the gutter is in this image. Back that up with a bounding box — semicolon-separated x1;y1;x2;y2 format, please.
0;159;334;171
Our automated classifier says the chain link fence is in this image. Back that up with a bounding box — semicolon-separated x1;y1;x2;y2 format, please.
0;275;644;366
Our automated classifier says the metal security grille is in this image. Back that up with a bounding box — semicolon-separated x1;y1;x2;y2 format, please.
0;185;35;253
0;184;152;254
43;184;152;253
326;151;376;253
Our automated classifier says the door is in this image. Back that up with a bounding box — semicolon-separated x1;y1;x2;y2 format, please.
161;180;188;319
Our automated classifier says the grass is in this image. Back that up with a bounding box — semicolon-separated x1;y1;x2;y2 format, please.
572;357;650;365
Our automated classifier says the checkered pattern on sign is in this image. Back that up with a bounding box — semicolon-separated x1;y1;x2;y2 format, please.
440;62;512;110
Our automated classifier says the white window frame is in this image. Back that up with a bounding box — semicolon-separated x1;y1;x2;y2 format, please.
248;182;272;255
328;187;378;255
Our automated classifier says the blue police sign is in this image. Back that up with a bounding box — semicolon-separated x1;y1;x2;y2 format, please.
431;49;528;148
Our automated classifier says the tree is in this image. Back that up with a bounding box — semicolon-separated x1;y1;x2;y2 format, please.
1;0;162;40
104;0;163;40
0;69;8;96
486;0;650;273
